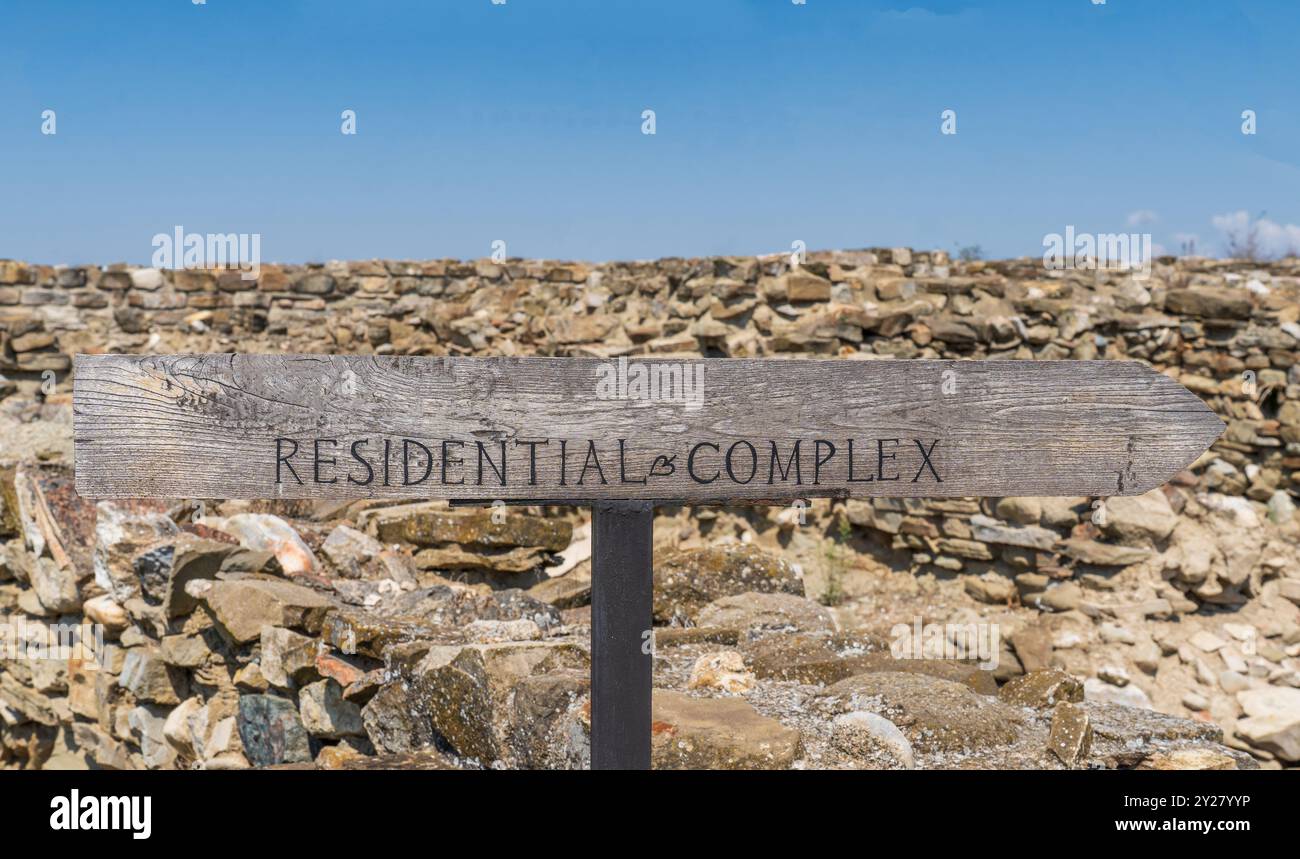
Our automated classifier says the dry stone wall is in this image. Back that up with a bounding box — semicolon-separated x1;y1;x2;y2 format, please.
1;248;1299;770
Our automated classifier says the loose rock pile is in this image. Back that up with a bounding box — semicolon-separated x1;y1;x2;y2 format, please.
1;248;1298;769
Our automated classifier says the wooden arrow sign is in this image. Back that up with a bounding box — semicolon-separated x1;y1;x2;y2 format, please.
73;354;1222;502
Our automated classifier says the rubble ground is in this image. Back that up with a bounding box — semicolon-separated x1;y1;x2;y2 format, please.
1;248;1298;769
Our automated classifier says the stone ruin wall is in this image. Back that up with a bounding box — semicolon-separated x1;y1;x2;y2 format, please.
2;247;1299;769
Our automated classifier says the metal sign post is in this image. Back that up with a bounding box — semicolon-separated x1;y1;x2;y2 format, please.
590;502;654;770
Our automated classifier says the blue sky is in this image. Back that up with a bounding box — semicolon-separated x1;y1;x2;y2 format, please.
2;0;1297;265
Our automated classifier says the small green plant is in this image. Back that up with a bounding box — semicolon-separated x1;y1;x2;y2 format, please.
819;515;852;606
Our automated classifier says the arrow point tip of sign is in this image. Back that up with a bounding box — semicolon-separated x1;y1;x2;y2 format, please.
1172;373;1228;442
1125;369;1225;495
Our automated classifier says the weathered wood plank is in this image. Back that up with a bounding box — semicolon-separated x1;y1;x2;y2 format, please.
73;354;1223;502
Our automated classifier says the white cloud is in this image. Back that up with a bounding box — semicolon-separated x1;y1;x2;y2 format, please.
1126;209;1158;227
1212;210;1300;258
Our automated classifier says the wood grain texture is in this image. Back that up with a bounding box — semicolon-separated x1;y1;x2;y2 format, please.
73;354;1224;503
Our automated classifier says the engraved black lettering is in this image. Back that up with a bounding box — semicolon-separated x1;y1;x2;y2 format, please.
619;439;647;484
877;438;900;482
578;440;608;485
912;438;942;483
847;438;872;482
688;442;720;484
813;439;836;485
725;440;757;484
275;438;302;485
441;440;464;485
347;439;374;486
403;439;434;485
476;440;507;486
314;438;338;484
514;439;547;486
767;440;802;484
